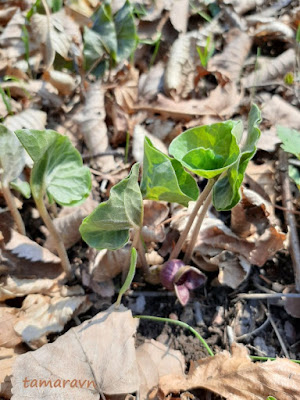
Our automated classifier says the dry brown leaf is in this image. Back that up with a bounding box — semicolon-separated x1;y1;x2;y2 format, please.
0;346;27;399
89;246;131;282
169;0;189;33
6;230;61;264
159;342;300;399
136;339;185;400
114;66;139;113
43;69;76;96
242;48;295;88
208;29;252;82
4;108;47;132
14;293;90;348
11;305;139;398
0;6;17;24
0;305;22;348
0;9;27;61
138;62;164;101
132;124;168;163
142;200;169;243
75;81;114;172
258;95;300;151
254;21;294;41
43;197;98;252
222;0;264;15
283;286;300;318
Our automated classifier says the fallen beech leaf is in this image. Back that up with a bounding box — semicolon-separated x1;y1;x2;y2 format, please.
6;230;61;264
0;305;22;348
43;70;77;96
11;305;139;398
43;197;98;252
159;342;300;399
5;109;47;132
90;246;131;282
242;48;295;88
136;339;185;400
0;346;27;399
14;293;90;348
223;0;264;15
75;81;114;172
169;0;189;33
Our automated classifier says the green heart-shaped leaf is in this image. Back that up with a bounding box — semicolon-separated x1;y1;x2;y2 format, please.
0;124;27;187
213;104;261;210
169;120;242;178
141;137;199;206
114;0;137;62
80;163;143;250
15;129;91;206
277;126;300;160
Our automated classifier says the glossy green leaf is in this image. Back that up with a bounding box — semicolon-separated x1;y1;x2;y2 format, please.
169;121;242;178
0;124;26;187
213;104;261;211
141;137;199;206
80;163;143;250
83;0;136;71
114;0;137;61
15;129;91;206
277;126;300;160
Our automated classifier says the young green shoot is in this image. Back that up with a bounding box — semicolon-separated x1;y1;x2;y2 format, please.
135;315;214;357
15;129;91;279
115;247;137;307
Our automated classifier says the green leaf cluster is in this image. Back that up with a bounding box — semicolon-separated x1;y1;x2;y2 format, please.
83;0;137;75
15;129;91;206
277;126;300;190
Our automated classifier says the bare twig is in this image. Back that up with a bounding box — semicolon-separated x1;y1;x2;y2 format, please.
236;317;270;342
237;293;300;299
264;305;290;358
279;149;300;292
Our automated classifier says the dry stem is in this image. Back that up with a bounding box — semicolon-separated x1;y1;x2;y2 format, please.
2;184;26;235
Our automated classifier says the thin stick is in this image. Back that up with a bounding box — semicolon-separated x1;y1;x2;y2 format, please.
265;306;290;359
237;293;300;299
135;315;214;357
2;184;26;235
183;189;213;264
236;317;270;342
169;179;215;260
35;197;73;279
279;149;300;292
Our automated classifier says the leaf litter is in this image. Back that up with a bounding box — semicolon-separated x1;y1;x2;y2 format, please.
0;0;300;399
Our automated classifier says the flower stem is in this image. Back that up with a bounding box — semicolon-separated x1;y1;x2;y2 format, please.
132;228;149;276
35;196;73;279
2;183;26;235
135;315;214;357
169;178;215;261
183;188;213;264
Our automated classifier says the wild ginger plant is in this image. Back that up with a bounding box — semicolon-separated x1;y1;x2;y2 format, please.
15;129;92;279
0;124;30;235
80;105;261;302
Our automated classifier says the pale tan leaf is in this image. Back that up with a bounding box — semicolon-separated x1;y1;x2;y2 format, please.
6;230;61;264
0;275;61;301
208;29;252;82
139;62;164;101
75;81;114;171
11;306;139;398
5;109;47;132
43;197;98;252
254;21;294;40
43;70;76;96
159;342;300;399
136;339;185;400
243;48;295;88
0;9;26;61
0;346;27;399
14;293;91;348
0;6;17;24
133;124;168;163
90;246;131;282
222;0;264;15
0;305;22;348
169;0;189;33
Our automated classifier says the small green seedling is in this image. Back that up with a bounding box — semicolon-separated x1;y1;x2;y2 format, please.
277;126;300;190
15;129;92;279
197;35;215;68
0;125;30;235
83;0;137;76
